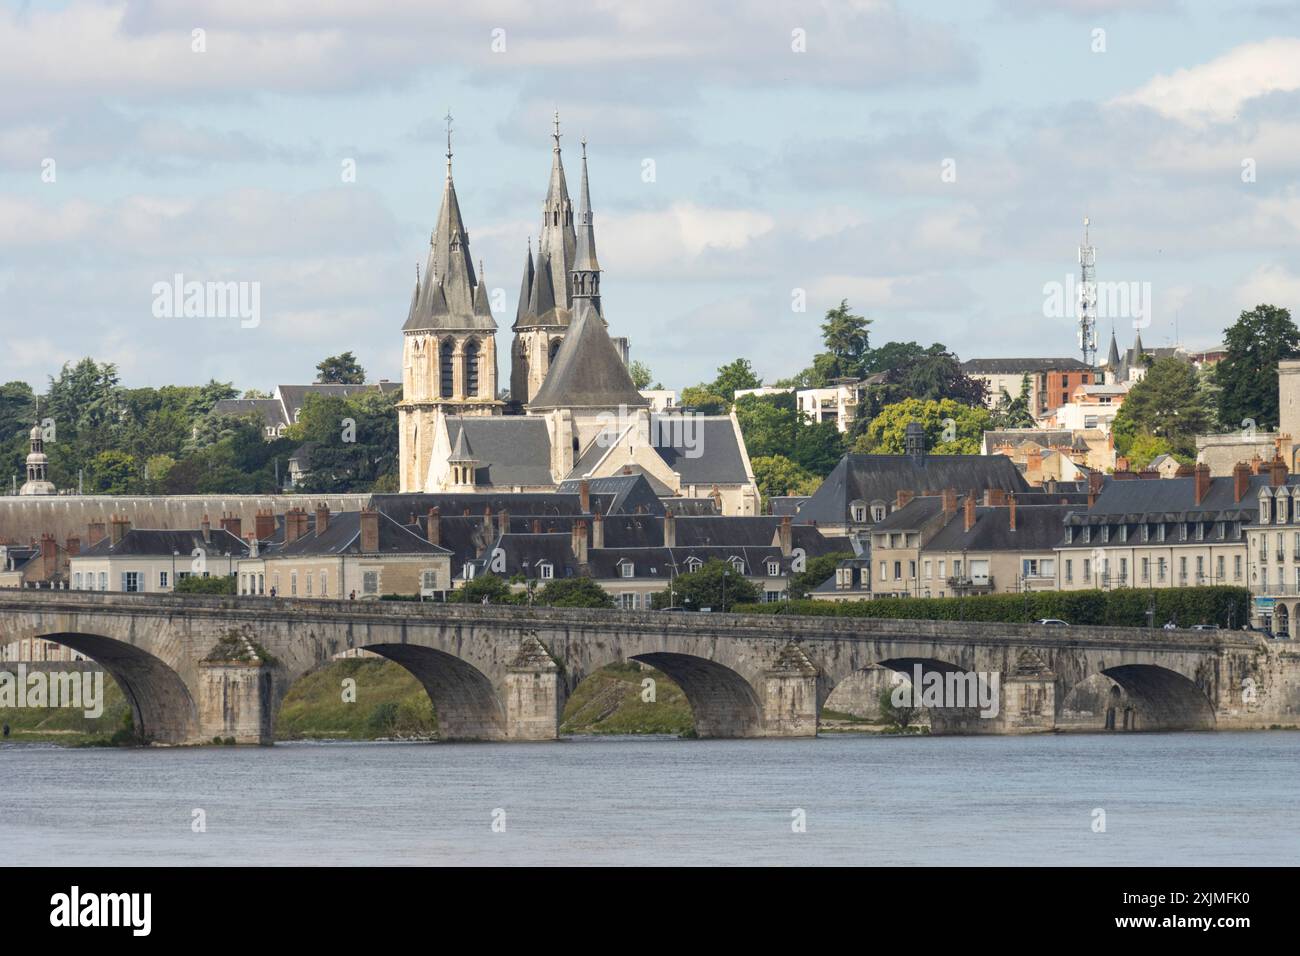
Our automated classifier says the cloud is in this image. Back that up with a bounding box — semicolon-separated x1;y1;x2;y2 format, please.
1110;38;1300;127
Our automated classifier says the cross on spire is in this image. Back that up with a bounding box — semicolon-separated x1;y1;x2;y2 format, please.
552;109;562;151
444;109;454;176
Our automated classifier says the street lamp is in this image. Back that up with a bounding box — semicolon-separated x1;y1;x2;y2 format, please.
722;569;730;611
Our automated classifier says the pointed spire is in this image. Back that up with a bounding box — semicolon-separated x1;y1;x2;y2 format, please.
450;426;474;462
1106;330;1121;369
537;110;576;313
514;239;536;331
529;300;648;411
572;138;601;311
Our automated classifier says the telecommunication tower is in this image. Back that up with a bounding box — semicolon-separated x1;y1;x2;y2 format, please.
1077;217;1098;367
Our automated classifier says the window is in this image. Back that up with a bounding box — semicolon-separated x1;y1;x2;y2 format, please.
538;562;554;580
1083;558;1091;580
73;572;82;589
764;590;783;603
320;571;328;596
99;571;108;591
363;571;379;595
620;562;635;578
122;572;140;593
440;339;455;398
305;572;313;596
1216;556;1225;582
685;557;702;573
730;557;745;574
159;571;169;589
464;339;480;397
421;570;438;591
1179;556;1188;581
1065;560;1073;583
1141;557;1149;582
1234;555;1242;580
879;561;887;582
1157;557;1167;582
290;571;298;596
923;560;932;580
893;561;902;580
1119;557;1127;581
851;505;866;523
938;560;945;580
871;503;886;521
766;560;780;577
619;592;639;610
908;560;916;579
258;573;264;595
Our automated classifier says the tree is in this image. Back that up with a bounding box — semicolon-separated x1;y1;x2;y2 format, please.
175;575;236;595
788;551;853;599
89;449;137;494
1125;433;1176;470
628;360;654;390
294;389;401;492
650;559;760;611
989;375;1036;429
316;351;366;385
791;419;845;475
1113;357;1211;459
1213;304;1300;430
854;398;991;455
679;385;728;415
710;358;763;402
751;454;821;499
819;299;872;380
734;392;798;459
536;577;616;608
449;573;514;604
878;682;921;730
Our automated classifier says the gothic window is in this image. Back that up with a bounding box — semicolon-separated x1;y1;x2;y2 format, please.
440;339;455;398
549;338;562;365
465;339;480;397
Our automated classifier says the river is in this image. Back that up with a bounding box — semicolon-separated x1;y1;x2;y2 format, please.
2;732;1296;865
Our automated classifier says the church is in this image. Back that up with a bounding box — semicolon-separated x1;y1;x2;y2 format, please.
396;116;760;515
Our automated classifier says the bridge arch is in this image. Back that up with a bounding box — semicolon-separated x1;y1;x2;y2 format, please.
32;632;198;744
630;652;763;738
1098;664;1216;731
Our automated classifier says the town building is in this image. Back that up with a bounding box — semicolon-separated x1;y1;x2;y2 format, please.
212;382;400;440
69;515;248;592
960;358;1095;417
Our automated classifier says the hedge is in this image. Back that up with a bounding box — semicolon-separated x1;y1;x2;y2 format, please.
733;586;1252;629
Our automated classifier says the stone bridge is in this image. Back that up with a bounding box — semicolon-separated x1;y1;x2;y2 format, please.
0;591;1294;745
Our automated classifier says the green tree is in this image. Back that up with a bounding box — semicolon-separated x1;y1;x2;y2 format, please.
819;299;872;379
1113;357;1211;459
679;385;728;415
650;559;760;611
628;360;654;390
710;358;763;402
989;375;1036;429
751;454;821;499
294;389;401;492
788;551;853;599
1213;304;1300;430
734;392;798;459
854;398;991;455
536;576;616;608
791;419;845;475
315;351;366;385
175;575;237;595
89;449;137;494
450;573;514;604
1125;433;1175;470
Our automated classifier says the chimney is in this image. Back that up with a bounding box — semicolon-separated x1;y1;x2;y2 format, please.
315;503;329;536
484;505;494;540
963;494;976;533
904;421;925;464
778;515;793;557
1270;455;1288;488
988;488;1007;506
40;534;57;579
532;518;542;534
255;508;275;542
426;508;441;546
941;488;958;520
201;514;211;545
497;508;509;537
245;533;259;559
592;511;605;549
87;521;105;546
284;508;304;545
571;519;589;566
1087;470;1104;507
1026;447;1043;484
1008;493;1017;532
1194;462;1212;504
664;509;676;548
220;512;242;540
579;480;591;514
109;514;129;545
65;535;80;558
1233;461;1251;503
360;507;379;554
896;489;915;510
1251;454;1263;475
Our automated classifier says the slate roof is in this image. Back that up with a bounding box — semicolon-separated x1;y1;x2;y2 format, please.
373;492;590;520
439;417;556;487
796;453;1029;526
1064;473;1287;528
925;504;1073;553
77;528;249;558
528;301;647;410
556;474;664;515
212;398;288;429
275;511;448;557
586;546;789;580
653;417;750;484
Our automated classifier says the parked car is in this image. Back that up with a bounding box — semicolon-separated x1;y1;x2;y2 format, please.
1035;618;1069;626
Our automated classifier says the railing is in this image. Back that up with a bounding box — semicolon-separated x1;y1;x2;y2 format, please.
1251;583;1300;596
947;576;994;591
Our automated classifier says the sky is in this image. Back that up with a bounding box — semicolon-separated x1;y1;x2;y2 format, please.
2;0;1299;394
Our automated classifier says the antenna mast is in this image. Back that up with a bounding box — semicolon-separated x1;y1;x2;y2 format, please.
1077;217;1098;368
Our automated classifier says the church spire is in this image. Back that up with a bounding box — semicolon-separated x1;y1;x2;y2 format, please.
537;109;576;314
572;139;601;313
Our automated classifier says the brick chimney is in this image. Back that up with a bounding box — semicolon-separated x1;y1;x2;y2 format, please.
963;494;976;533
987;488;1007;506
360;508;379;554
255;508;276;542
896;489;915;510
531;518;542;534
941;488;958;520
1026;447;1043;485
220;512;242;540
664;509;676;548
1008;493;1017;532
87;521;106;546
778;515;793;556
571;519;588;566
315;503;329;536
1087;470;1104;507
1270;455;1288;488
426;507;441;547
483;505;494;540
1194;462;1212;505
579;479;591;514
109;514;130;545
591;511;605;550
65;535;80;558
1251;454;1263;475
40;534;57;579
1233;461;1251;503
497;508;509;537
200;513;211;545
284;508;304;545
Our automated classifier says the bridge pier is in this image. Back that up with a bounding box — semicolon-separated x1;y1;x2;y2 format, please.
760;643;819;737
197;660;273;745
503;635;563;741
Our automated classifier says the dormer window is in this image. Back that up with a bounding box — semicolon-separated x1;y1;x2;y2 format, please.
871;502;887;521
620;561;635;578
538;562;554;580
766;560;780;577
685;557;702;573
463;563;477;580
730;557;746;574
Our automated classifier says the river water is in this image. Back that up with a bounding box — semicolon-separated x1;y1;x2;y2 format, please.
2;732;1296;866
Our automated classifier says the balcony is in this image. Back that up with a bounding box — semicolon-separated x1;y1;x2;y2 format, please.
947;576;994;593
1252;583;1300;596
